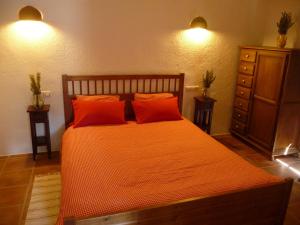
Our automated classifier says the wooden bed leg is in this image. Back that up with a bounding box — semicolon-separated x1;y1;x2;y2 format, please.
64;217;76;225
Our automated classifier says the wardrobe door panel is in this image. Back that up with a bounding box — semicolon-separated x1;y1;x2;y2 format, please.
248;51;287;150
248;99;277;149
254;52;286;102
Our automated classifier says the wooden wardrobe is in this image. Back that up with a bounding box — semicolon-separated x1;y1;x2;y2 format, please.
231;46;300;159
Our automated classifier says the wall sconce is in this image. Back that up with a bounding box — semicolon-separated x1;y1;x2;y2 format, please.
190;16;208;29
182;16;210;44
11;5;52;42
19;6;43;21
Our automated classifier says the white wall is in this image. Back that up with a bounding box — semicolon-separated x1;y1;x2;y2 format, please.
0;0;292;156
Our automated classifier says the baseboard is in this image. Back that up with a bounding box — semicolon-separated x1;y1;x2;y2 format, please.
0;149;60;158
211;132;231;138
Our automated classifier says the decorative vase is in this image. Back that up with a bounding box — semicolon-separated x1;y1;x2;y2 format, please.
277;34;287;48
202;87;208;97
33;94;44;109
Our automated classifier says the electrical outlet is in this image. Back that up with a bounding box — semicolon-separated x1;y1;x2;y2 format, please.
41;90;51;97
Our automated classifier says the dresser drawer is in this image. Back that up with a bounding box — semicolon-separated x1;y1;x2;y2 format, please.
233;108;248;122
30;112;48;123
236;85;251;99
240;49;256;62
231;120;246;135
237;74;253;88
234;97;249;111
239;62;255;75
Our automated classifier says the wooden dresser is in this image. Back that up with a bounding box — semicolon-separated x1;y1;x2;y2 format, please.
231;46;300;159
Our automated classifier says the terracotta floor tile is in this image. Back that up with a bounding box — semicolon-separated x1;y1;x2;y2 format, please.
214;136;261;157
0;205;22;225
289;182;300;204
279;156;300;163
35;151;60;167
0;186;27;206
234;148;260;157
288;201;300;219
0;169;32;188
34;165;61;175
245;154;276;168
0;159;6;172
278;156;300;171
284;211;300;225
214;136;248;150
289;162;300;170
3;156;35;172
8;154;32;159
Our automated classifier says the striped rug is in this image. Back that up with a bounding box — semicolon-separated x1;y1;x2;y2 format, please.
25;173;61;225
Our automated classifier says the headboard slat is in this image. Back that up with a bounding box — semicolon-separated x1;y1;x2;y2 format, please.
62;74;185;128
94;80;97;94
79;81;82;94
72;81;75;95
87;80;90;95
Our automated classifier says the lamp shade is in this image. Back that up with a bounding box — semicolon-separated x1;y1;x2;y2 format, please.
19;6;42;21
190;16;207;29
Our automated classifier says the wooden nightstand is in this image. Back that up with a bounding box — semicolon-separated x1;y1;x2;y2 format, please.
27;105;51;160
194;96;216;134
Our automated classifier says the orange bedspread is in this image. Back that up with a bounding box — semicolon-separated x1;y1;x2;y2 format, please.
57;119;281;224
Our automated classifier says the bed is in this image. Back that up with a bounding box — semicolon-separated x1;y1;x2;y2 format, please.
60;74;293;225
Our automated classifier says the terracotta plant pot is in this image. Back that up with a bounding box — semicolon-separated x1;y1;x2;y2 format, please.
277;34;287;48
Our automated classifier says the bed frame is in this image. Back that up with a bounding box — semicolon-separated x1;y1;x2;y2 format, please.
62;74;185;127
62;74;293;225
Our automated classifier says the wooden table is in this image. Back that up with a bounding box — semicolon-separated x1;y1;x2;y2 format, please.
27;105;51;160
193;96;216;134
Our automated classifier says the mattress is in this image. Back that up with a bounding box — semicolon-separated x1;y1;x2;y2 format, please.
57;119;281;224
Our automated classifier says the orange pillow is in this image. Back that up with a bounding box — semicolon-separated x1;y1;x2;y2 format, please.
132;97;182;124
72;100;126;128
76;95;119;102
134;93;173;100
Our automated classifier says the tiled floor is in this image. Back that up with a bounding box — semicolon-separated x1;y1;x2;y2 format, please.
0;152;60;225
0;136;299;225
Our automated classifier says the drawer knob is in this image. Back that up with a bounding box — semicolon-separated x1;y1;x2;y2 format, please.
239;103;243;106
242;80;246;83
240;91;244;95
238;114;241;117
243;66;247;71
235;125;239;128
245;54;249;58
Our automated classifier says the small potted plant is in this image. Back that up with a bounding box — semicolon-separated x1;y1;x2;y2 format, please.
202;70;216;97
29;72;44;109
277;11;295;48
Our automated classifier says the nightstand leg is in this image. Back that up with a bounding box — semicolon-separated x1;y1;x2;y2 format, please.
33;145;37;160
30;122;38;160
47;144;51;159
194;103;198;125
45;121;51;159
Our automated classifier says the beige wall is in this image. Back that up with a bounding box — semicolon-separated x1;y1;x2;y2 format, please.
0;0;295;156
262;0;300;48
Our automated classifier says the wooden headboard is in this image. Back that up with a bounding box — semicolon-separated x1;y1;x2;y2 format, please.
62;74;185;128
